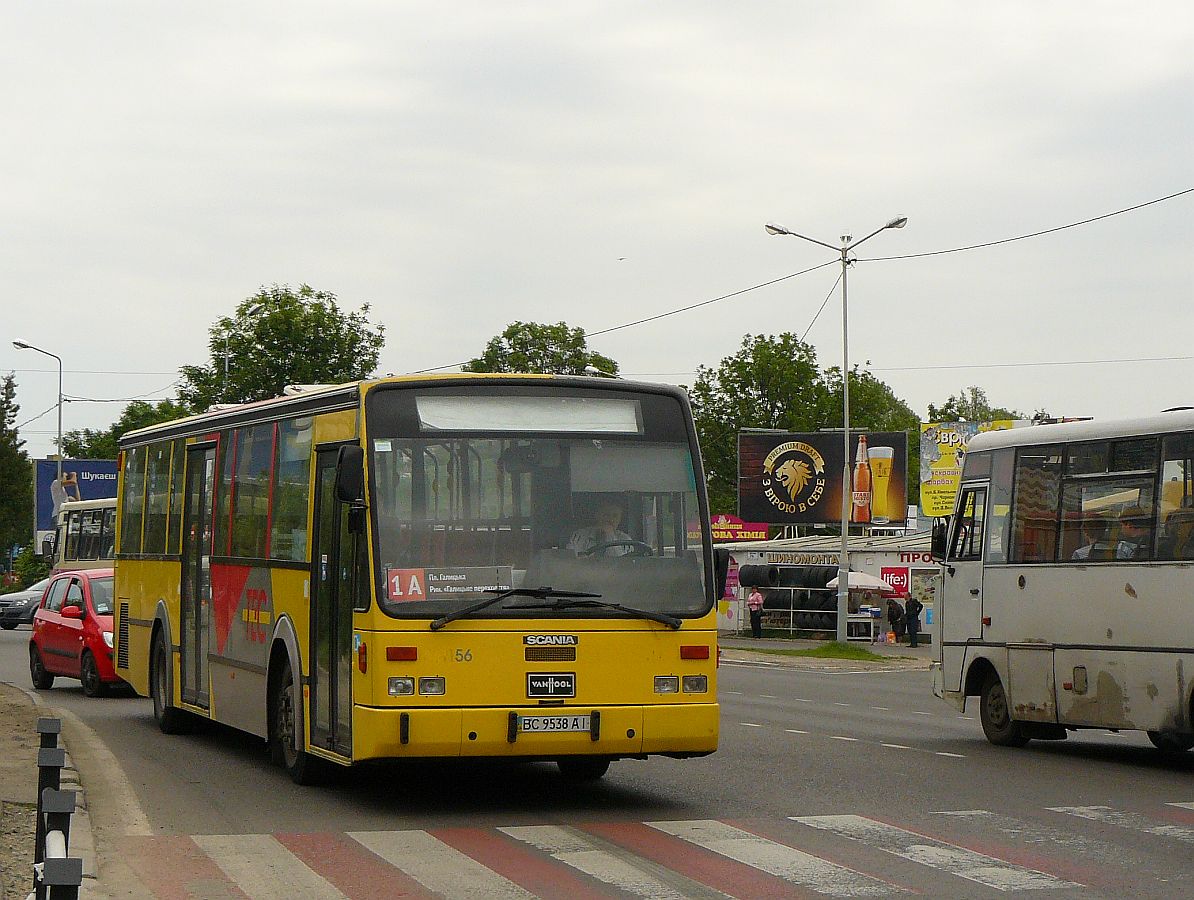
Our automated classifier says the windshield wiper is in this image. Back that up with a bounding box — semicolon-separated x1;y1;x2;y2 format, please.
510;597;682;630
429;586;602;631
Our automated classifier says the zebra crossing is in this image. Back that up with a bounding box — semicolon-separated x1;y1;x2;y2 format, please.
118;799;1194;898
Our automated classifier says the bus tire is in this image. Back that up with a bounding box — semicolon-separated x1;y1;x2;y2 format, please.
557;756;611;781
1147;730;1194;753
151;634;190;734
81;651;108;698
270;660;322;785
30;644;54;690
979;672;1029;747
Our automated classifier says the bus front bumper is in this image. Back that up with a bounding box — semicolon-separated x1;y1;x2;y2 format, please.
351;702;719;761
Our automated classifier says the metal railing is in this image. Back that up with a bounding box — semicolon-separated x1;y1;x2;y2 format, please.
28;717;83;900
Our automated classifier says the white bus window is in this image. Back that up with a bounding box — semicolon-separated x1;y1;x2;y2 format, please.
1009;447;1062;562
1060;476;1153;561
985;449;1014;565
950;487;987;561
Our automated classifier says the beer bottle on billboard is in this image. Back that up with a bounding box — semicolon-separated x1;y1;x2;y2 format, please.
851;434;872;523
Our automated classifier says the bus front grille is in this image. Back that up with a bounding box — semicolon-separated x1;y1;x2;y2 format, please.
524;647;577;662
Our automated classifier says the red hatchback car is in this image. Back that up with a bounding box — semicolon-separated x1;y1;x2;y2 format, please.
29;568;122;697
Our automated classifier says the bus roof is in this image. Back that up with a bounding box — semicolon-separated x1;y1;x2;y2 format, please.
58;498;116;512
117;373;686;449
967;408;1194;454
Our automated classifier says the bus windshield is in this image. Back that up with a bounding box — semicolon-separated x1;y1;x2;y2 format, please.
367;388;709;620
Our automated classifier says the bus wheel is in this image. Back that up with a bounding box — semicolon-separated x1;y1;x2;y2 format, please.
1147;730;1194;753
557;756;611;781
29;645;54;690
979;672;1029;747
271;661;321;785
81;651;108;698
151;635;189;734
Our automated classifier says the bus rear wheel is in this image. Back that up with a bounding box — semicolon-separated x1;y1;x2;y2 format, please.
270;660;322;785
557;756;611;781
151;634;189;734
1147;730;1194;753
979;672;1029;747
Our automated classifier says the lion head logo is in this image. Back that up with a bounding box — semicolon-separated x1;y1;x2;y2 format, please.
760;440;827;518
773;458;812;503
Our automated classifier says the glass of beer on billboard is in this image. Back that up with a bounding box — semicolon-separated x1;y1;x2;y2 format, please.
868;446;895;523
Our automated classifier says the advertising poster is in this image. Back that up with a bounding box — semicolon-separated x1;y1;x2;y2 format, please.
34;458;119;532
738;431;908;525
919;421;1022;518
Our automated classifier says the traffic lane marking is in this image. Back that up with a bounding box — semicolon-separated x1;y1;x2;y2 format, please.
733;721;968;758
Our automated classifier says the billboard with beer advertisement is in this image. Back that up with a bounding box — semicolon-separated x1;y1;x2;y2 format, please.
738;431;908;525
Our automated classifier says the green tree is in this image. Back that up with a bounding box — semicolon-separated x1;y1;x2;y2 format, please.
62;399;191;460
464;321;618;376
823;365;921;499
12;544;49;588
0;373;34;563
689;336;923;516
927;386;1024;423
688;334;832;514
179;284;385;411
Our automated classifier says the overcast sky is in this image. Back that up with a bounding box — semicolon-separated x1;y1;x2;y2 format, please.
4;3;1193;459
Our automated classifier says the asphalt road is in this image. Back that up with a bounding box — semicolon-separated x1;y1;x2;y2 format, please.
6;627;1194;898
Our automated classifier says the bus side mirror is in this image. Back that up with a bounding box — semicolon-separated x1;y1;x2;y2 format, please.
41;537;55;562
713;548;730;601
335;445;365;504
930;520;948;562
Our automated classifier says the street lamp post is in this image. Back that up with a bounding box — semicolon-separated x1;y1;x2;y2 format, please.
12;340;64;486
765;216;907;642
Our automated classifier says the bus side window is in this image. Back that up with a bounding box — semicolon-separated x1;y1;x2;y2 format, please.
949;488;987;561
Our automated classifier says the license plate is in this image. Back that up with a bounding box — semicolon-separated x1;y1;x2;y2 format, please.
518;714;591;733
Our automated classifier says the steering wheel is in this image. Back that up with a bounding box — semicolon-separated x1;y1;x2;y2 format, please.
581;539;655;557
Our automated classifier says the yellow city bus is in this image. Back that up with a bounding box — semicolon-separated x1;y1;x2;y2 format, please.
114;375;719;782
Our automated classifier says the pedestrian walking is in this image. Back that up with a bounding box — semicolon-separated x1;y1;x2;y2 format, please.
747;587;765;638
904;596;924;648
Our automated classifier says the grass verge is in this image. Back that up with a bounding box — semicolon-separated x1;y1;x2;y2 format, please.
746;641;894;662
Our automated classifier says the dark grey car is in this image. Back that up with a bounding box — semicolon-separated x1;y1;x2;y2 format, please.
0;578;50;629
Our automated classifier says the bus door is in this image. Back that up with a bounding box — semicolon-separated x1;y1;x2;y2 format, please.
180;444;216;708
941;483;988;692
310;446;356;757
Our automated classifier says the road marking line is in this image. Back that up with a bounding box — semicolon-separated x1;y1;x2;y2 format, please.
881;743;912;750
1167;802;1194;811
912;711;933;716
351;830;533;897
785;729;809;734
935;810;1111;855
792;815;1078;892
761;694;778;698
795;698;813;703
829;736;859;742
500;825;696;899
1048;806;1194;843
935;752;966;758
723;690;743;695
834;702;851;707
648;819;894;897
192;834;345;900
871;706;890;711
740;722;763;728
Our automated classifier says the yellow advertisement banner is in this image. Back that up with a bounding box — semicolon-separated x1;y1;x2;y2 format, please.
919;420;1020;518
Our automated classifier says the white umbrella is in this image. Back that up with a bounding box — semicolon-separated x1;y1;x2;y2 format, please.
825;572;896;592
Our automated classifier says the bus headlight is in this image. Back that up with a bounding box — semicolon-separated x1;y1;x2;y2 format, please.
418;676;446;695
682;675;708;693
654;676;680;694
388;677;415;696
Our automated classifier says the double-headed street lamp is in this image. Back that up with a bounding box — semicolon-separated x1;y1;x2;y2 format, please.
765;216;907;643
12;339;64;485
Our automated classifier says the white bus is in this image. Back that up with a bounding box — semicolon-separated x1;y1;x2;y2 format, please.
932;409;1194;752
49;498;117;573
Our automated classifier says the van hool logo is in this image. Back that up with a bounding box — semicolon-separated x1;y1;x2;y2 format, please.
762;441;827;515
527;672;576;698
